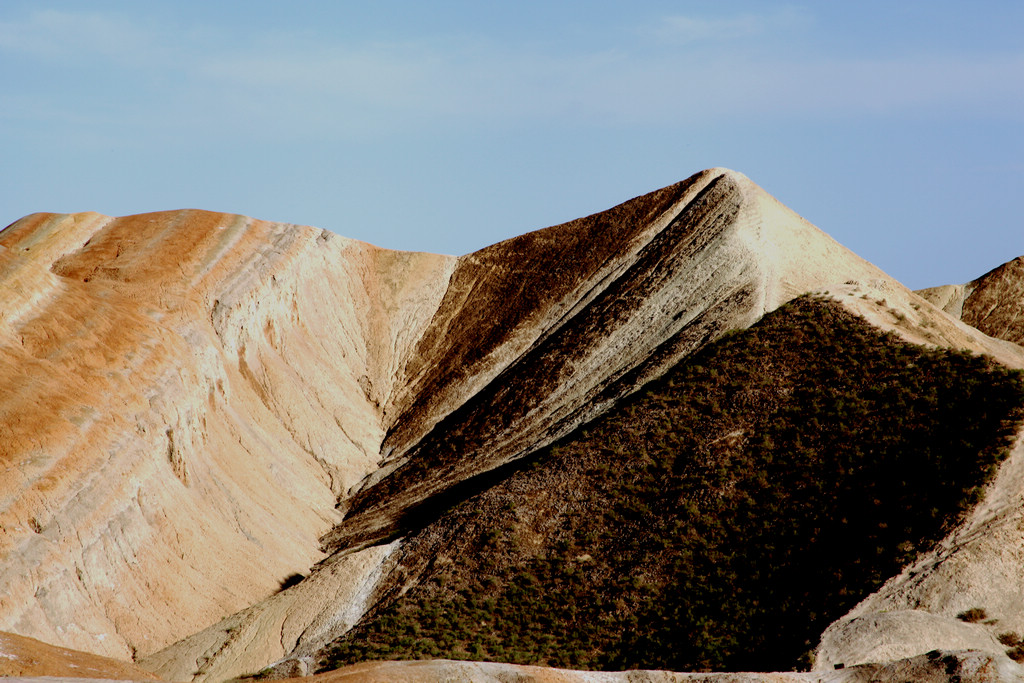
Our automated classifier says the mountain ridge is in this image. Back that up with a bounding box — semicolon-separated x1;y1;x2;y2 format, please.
1;168;1023;682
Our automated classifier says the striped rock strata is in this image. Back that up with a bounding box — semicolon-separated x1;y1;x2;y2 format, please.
141;169;915;682
3;168;1023;683
0;208;453;659
0;168;891;673
918;256;1024;346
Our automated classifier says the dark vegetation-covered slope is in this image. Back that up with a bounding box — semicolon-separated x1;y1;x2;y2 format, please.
318;296;1024;674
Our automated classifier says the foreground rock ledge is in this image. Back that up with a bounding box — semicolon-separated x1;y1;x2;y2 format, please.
251;650;1024;683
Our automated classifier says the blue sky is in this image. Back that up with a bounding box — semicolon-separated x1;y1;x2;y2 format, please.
1;2;1021;288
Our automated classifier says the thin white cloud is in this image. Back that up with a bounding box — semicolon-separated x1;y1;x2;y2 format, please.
192;44;1024;131
564;52;1024;123
0;9;168;63
652;7;811;44
198;43;446;110
1;7;1020;144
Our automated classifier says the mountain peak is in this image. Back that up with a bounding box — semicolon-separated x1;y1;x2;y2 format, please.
2;169;1023;682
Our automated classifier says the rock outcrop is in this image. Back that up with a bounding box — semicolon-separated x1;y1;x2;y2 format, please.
144;170;927;682
322;168;897;552
918;256;1024;345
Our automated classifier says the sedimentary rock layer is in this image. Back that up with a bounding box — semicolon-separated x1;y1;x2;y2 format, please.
0;168;892;671
323;168;894;551
0;630;159;679
0;209;453;658
145;170;927;682
6;167;1022;682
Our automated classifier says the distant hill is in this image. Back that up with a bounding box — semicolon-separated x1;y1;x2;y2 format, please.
919;256;1024;345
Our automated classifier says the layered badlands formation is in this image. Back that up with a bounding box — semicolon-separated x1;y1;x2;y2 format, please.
1;168;1023;682
0;206;454;661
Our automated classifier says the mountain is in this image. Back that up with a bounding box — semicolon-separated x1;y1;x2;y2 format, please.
0;207;451;660
918;257;1024;345
1;168;1023;683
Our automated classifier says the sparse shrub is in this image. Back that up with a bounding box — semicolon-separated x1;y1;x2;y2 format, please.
998;632;1022;647
276;573;305;592
318;297;1024;675
957;608;988;623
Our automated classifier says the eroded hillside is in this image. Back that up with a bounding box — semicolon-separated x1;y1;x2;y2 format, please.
314;297;1024;674
0;168;896;671
0;209;453;658
3;168;1024;683
322;169;895;553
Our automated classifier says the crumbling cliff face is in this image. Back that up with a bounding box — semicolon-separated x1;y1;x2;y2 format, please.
2;168;1024;683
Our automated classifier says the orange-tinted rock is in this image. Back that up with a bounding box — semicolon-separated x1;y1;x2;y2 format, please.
0;209;452;659
5;168;1021;682
0;630;159;679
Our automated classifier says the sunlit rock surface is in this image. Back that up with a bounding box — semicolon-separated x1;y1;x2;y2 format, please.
0;630;158;679
3;168;1024;683
0;208;453;659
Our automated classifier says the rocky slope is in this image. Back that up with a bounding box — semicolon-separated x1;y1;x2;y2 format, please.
0;208;453;660
139;169;921;682
310;296;1024;674
2;168;1024;683
805;257;1024;669
321;168;898;552
918;256;1024;345
0;630;159;679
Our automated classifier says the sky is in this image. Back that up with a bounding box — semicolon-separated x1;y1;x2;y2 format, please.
1;2;1021;289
